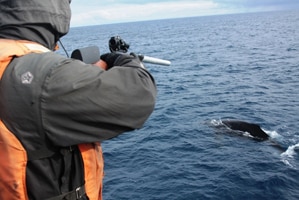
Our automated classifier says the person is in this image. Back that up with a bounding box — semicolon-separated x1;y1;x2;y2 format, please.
0;0;157;200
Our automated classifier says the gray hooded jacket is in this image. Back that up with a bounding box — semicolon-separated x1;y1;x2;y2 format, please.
0;0;157;199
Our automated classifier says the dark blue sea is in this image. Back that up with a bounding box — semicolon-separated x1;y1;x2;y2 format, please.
59;10;299;200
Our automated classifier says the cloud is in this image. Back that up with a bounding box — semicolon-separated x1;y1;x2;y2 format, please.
214;0;299;10
96;1;219;20
70;0;299;27
71;0;229;26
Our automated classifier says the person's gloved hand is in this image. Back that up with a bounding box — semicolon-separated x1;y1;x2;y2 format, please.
100;52;144;70
100;52;122;70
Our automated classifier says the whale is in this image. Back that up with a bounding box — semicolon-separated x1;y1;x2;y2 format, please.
212;119;287;152
221;119;269;141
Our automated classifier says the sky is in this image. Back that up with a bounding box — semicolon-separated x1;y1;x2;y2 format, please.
70;0;299;27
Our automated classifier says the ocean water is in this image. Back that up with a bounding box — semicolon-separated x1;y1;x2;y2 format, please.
59;10;299;200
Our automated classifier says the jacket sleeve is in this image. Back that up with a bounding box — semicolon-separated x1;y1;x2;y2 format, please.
41;57;157;146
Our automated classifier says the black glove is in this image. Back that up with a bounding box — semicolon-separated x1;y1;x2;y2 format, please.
100;52;144;70
100;52;122;70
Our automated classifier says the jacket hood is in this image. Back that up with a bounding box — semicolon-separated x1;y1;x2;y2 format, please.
0;0;71;50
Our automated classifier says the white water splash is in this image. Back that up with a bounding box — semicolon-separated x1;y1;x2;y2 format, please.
264;130;282;139
281;143;299;168
210;119;222;126
281;143;299;158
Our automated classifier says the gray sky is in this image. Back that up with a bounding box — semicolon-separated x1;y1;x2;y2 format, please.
70;0;299;27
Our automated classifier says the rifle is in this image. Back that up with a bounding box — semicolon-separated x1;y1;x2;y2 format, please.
70;36;171;66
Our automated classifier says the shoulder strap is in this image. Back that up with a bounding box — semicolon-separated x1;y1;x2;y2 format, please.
45;185;86;200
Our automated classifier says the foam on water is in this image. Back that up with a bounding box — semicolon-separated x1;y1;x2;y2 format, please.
280;143;299;168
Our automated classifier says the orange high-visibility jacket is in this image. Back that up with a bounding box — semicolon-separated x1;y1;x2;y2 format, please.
0;39;104;200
